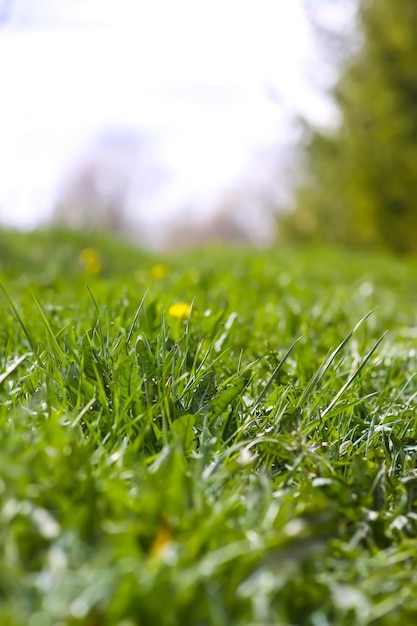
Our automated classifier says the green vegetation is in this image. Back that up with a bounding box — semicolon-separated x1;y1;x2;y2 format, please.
283;0;417;253
1;228;417;624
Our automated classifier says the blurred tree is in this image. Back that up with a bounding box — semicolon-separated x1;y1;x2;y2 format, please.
283;0;417;253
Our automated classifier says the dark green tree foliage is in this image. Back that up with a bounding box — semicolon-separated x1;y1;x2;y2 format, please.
286;0;417;253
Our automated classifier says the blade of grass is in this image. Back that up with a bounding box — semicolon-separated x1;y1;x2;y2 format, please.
252;337;300;413
0;353;29;385
0;283;38;359
321;332;386;419
29;287;68;363
87;285;106;357
296;310;375;409
126;290;148;348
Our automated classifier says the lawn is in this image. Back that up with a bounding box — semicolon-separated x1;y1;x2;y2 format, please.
1;227;417;625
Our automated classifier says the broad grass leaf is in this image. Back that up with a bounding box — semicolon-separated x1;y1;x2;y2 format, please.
170;413;196;454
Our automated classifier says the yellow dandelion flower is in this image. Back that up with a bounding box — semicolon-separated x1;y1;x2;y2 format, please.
168;302;191;319
150;264;168;280
79;247;102;275
150;523;172;559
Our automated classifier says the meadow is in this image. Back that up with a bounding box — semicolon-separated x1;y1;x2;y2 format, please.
1;227;417;625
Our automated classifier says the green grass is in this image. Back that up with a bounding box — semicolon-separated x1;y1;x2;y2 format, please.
1;227;417;625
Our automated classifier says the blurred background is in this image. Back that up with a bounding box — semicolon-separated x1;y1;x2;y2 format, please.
2;0;415;253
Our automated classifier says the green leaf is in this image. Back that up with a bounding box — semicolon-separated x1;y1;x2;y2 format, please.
170;413;196;454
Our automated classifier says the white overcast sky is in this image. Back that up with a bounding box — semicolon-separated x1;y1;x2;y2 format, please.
0;0;354;229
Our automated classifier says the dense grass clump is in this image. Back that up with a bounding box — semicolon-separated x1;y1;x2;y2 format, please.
1;228;417;625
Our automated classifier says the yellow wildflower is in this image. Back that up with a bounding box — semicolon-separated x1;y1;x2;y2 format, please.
150;523;172;559
168;302;191;319
79;247;101;275
150;264;168;280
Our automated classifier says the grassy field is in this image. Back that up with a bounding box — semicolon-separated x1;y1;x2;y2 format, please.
1;228;417;625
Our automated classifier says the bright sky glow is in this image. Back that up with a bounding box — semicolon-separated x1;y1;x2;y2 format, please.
0;0;343;230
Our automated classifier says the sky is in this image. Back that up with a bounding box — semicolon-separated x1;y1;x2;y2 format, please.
0;0;354;235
